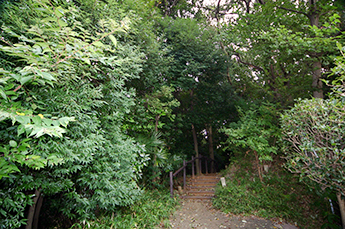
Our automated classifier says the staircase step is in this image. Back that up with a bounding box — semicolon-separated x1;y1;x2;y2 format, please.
181;195;213;200
190;180;219;183
192;175;219;178
189;183;218;187
190;178;219;182
186;190;215;196
179;173;219;200
186;187;215;191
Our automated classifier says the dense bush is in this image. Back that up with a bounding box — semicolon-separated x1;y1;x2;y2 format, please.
0;1;148;227
69;190;178;229
222;103;281;182
213;155;330;229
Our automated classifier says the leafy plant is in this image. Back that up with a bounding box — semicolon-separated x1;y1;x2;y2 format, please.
213;154;330;229
68;189;178;229
280;36;345;229
222;103;281;182
0;1;147;227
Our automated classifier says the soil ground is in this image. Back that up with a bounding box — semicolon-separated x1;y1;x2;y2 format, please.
167;199;299;229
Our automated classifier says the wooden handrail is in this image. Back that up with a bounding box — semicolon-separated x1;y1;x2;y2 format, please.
169;154;217;198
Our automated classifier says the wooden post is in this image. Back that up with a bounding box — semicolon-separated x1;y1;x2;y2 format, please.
199;154;202;174
192;156;195;178
183;160;186;190
170;172;173;198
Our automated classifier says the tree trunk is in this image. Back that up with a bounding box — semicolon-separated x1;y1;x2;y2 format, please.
26;189;41;229
33;194;43;229
207;125;215;173
308;0;323;98
337;192;345;229
192;124;200;175
153;115;160;165
152;115;161;184
254;150;263;183
311;60;323;98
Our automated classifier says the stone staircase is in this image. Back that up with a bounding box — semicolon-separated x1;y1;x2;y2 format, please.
182;173;220;200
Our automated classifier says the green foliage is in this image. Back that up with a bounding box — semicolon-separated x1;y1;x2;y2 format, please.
0;1;148;228
2;0;343;228
217;0;340;105
222;103;281;162
213;155;330;229
68;190;178;229
0;138;64;179
126;86;180;134
281;98;345;194
329;39;345;92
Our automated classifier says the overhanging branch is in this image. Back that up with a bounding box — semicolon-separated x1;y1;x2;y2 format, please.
233;53;264;72
277;6;308;17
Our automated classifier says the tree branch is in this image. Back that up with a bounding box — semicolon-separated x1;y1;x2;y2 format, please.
233;53;264;72
277;6;308;17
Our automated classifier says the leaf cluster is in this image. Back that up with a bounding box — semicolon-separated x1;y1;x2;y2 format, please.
222;102;281;161
281;98;345;195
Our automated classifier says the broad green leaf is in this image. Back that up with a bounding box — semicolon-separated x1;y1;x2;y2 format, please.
93;41;104;47
109;35;117;47
9;140;17;148
0;88;7;100
32;116;42;125
42;118;53;126
16;115;31;125
17;124;25;136
36;70;56;81
20;75;34;85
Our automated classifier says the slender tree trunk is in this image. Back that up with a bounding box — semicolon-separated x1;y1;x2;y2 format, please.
26;189;41;229
254;150;263;183
311;59;323;98
278;0;324;98
33;194;43;229
192;124;200;175
154;115;160;165
152;115;161;184
308;0;323;98
337;192;345;229
214;0;232;85
207;125;215;173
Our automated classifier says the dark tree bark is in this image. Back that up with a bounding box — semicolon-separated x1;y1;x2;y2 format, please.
26;189;41;229
207;124;215;173
33;194;43;229
337;192;345;229
279;0;324;98
192;124;200;175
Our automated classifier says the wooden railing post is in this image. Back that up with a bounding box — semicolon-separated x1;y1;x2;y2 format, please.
191;156;195;178
170;171;173;198
183;160;186;190
199;154;202;174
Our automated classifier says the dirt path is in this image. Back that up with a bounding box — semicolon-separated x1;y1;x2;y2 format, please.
167;199;299;229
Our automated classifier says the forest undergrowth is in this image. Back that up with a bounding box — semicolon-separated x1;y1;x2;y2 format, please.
63;190;179;229
213;153;340;229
